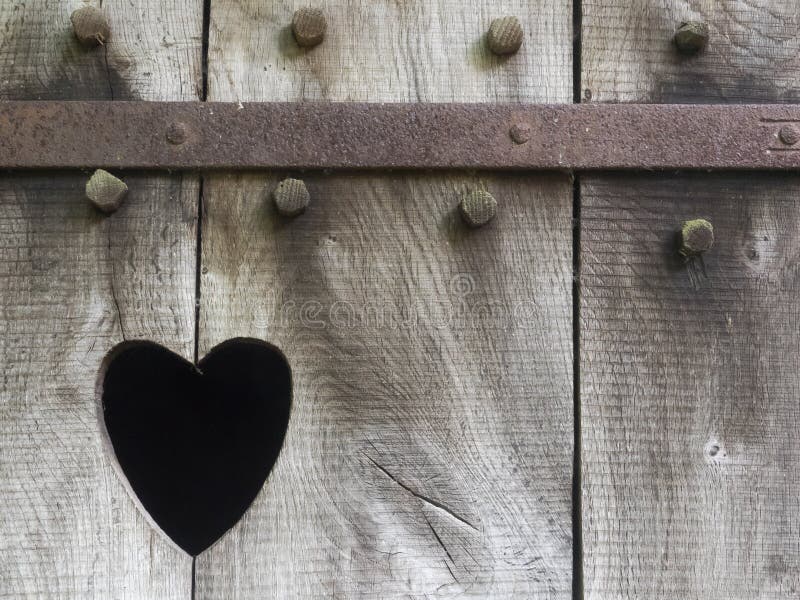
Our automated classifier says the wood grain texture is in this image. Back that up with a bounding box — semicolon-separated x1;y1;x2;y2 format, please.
0;0;201;597
0;0;202;101
581;174;800;599
581;0;800;103
197;173;574;598
582;5;800;598
199;0;573;597
208;0;571;103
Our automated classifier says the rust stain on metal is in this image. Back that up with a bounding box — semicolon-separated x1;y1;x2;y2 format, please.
1;102;800;171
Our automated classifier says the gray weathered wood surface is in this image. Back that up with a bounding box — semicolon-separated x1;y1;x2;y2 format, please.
581;174;800;599
0;0;201;597
582;0;800;104
582;1;800;598
197;1;574;598
5;0;800;598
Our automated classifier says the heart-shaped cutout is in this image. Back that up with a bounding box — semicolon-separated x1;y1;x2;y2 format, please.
98;338;292;555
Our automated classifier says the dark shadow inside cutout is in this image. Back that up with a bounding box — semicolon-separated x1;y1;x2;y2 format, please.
99;338;292;556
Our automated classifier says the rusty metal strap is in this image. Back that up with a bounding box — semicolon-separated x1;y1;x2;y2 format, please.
1;101;800;171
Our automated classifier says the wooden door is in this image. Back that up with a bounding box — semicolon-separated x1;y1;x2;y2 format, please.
2;1;799;599
1;1;573;598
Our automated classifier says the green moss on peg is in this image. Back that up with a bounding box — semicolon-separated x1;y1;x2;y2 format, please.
674;21;709;55
459;190;497;228
86;169;128;214
679;218;714;258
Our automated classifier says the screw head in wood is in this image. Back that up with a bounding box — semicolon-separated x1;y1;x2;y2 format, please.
459;190;497;228
779;125;800;146
674;21;709;55
273;178;310;217
487;16;524;56
292;7;327;48
679;218;714;258
87;169;128;214
70;6;111;48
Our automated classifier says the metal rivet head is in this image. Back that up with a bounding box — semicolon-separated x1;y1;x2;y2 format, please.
510;123;532;144
87;169;128;214
292;7;327;48
674;21;709;55
487;16;524;56
273;178;310;217
459;190;497;228
166;122;188;145
779;125;800;146
679;218;714;258
70;6;111;48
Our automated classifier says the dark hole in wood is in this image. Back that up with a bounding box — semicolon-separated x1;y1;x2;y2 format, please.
99;338;292;556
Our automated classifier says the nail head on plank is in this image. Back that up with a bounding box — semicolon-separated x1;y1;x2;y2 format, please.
273;178;310;217
674;21;709;55
71;6;111;48
679;218;714;258
292;7;327;48
459;190;497;228
487;16;524;56
87;169;128;214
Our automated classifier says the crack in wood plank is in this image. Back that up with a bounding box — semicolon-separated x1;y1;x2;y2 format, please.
363;452;479;532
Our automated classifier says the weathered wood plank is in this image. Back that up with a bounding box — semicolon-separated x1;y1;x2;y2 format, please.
582;0;800;103
0;0;201;597
582;2;800;598
198;173;574;598
208;1;571;103
581;174;800;598
198;0;574;597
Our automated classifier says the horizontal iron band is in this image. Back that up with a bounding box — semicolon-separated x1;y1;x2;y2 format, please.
1;102;800;171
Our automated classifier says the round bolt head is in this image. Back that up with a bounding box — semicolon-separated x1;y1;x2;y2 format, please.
510;123;532;144
292;7;327;48
679;218;714;258
488;16;524;56
674;21;709;55
87;169;128;214
779;125;800;146
273;178;310;217
71;6;111;47
166;122;188;145
459;190;497;228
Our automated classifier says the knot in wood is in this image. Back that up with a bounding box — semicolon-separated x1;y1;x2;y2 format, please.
487;17;524;56
674;21;709;55
292;7;327;48
273;178;310;217
86;169;128;214
679;219;714;258
70;6;111;48
459;190;497;228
